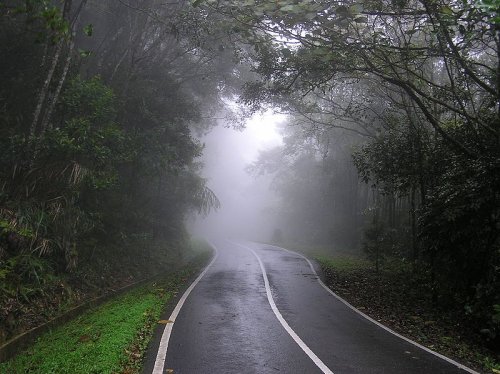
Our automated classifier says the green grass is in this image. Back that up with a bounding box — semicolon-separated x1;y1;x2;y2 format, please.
0;250;211;374
315;255;371;273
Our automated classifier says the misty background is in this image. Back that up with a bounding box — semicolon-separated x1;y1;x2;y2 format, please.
189;111;284;241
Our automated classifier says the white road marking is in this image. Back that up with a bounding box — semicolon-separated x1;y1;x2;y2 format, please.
152;243;218;374
268;243;479;374
231;241;334;374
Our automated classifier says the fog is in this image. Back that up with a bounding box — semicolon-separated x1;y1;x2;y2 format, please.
189;111;285;241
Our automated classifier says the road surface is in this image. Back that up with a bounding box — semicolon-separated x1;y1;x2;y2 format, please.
143;240;476;374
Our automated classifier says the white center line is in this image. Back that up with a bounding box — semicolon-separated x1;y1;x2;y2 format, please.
231;241;334;374
152;243;218;374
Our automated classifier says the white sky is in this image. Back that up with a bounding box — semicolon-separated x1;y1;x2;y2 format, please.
243;110;285;156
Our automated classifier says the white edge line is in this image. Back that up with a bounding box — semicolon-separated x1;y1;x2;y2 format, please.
265;243;479;374
152;242;218;374
230;240;334;374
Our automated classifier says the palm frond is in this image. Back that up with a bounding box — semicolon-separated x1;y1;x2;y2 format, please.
195;185;221;217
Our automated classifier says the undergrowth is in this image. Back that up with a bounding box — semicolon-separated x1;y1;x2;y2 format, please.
315;253;499;373
0;245;211;373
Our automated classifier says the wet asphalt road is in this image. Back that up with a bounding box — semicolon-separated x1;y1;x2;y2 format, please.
144;240;475;374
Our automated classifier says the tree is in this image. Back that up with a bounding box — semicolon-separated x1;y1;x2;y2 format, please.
0;0;238;339
209;0;500;339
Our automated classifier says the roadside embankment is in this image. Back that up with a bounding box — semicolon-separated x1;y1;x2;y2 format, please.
315;254;499;374
0;243;212;373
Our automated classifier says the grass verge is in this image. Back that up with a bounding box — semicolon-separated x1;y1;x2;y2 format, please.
0;245;211;374
315;254;499;374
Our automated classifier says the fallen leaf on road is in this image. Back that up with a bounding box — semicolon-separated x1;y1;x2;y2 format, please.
158;320;174;324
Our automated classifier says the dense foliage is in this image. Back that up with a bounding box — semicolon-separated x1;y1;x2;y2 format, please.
0;0;235;343
227;0;500;349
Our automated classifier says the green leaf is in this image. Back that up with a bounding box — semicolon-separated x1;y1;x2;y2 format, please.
78;49;92;58
83;24;93;37
281;4;298;12
281;48;292;57
336;5;349;16
354;16;368;23
349;3;364;14
440;5;454;15
304;12;317;20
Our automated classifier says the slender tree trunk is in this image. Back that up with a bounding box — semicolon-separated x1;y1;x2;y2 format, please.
41;34;75;133
29;0;73;145
40;35;50;68
43;0;87;133
410;186;417;269
31;0;90;162
109;46;130;83
29;39;64;139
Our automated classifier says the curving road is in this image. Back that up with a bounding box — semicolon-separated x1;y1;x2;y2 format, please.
143;240;477;374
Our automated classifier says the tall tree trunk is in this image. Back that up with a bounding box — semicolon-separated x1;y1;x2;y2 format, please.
29;0;73;146
40;41;74;132
410;186;418;269
29;38;64;139
42;0;88;133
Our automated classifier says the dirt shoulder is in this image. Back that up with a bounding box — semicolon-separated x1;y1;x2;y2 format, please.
314;255;499;374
